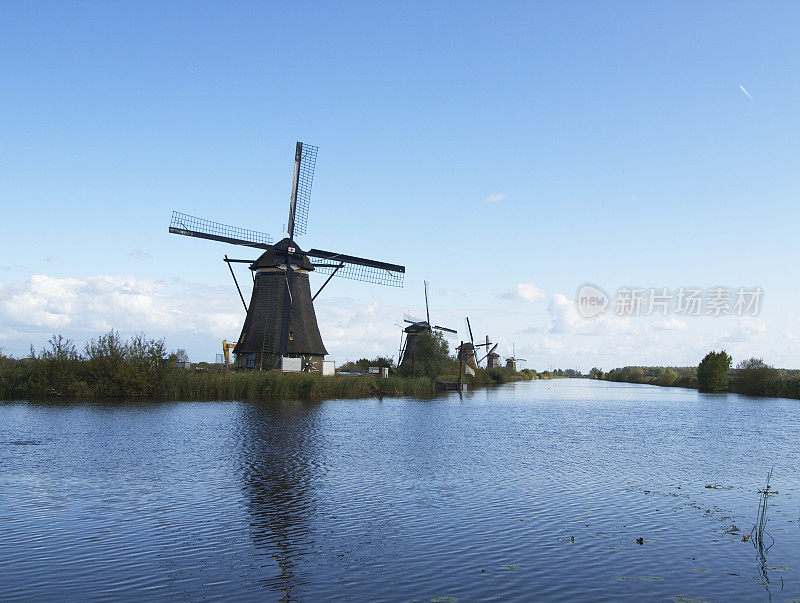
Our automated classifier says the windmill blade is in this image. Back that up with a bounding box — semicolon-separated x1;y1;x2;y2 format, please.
466;317;474;346
287;142;318;238
478;346;497;365
403;313;426;325
169;211;273;250
307;248;405;287
432;325;458;340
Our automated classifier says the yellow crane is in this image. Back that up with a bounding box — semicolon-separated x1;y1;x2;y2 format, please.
222;339;237;369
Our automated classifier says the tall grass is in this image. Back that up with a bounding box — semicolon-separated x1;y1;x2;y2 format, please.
0;355;437;401
0;332;543;402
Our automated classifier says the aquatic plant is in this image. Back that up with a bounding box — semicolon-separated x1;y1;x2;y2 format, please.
752;467;775;552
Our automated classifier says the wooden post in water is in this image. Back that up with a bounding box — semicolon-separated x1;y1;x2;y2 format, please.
458;340;463;390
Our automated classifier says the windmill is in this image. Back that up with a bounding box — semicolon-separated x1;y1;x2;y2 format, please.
398;281;457;368
169;141;405;372
485;340;502;369
505;343;527;372
456;317;495;371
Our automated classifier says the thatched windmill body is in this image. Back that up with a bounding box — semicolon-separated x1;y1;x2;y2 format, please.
456;318;496;372
169;142;405;371
398;281;457;368
505;343;527;372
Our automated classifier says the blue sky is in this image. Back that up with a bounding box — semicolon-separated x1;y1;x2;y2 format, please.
1;1;798;370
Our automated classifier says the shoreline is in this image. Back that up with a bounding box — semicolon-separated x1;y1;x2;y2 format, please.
0;357;539;402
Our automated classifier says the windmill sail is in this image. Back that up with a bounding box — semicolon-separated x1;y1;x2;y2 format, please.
307;249;405;287
287;142;318;238
169;211;272;249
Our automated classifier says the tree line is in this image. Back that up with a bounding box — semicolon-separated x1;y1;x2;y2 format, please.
590;351;800;400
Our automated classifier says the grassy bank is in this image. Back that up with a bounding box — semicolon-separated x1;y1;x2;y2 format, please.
0;353;440;401
0;333;536;401
601;366;699;389
0;357;543;401
597;363;800;401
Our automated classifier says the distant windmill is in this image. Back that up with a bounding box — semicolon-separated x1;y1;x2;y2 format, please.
456;317;495;371
169;142;405;372
398;280;457;368
505;343;527;372
485;341;502;369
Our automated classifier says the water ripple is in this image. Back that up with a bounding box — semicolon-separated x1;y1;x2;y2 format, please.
0;383;798;600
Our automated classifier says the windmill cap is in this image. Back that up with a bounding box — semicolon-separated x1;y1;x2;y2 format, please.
251;238;314;271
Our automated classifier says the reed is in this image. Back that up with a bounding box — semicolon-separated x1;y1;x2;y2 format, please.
752;467;774;552
0;354;437;401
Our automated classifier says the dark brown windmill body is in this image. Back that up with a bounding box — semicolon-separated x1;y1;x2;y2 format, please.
398;281;456;369
456;317;496;372
169;142;405;372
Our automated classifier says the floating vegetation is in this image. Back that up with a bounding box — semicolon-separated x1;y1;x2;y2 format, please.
499;564;519;571
612;575;663;582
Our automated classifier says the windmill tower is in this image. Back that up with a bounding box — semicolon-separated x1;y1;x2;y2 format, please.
169;142;405;371
455;318;495;372
505;343;527;372
398;281;457;368
486;343;502;369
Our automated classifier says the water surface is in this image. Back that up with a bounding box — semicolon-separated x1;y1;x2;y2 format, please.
1;379;799;601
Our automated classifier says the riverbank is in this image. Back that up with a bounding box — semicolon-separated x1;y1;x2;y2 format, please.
597;364;800;401
0;354;535;401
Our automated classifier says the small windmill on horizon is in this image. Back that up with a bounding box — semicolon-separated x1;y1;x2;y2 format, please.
398;281;457;368
169;141;405;372
456;317;496;372
505;343;527;372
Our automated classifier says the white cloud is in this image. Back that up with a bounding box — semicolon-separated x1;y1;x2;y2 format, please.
130;249;151;261
651;318;689;331
0;274;241;350
485;193;507;203
0;274;420;364
547;293;636;336
500;283;546;304
723;317;767;342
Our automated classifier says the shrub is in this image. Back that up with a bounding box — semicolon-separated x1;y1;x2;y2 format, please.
730;357;777;396
697;350;732;393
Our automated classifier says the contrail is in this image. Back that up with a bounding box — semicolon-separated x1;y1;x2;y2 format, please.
739;84;755;102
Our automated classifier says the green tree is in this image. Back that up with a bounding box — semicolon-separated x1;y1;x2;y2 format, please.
697;350;732;393
656;368;678;387
627;366;644;383
730;357;777;396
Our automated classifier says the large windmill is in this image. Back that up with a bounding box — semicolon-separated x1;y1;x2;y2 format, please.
169;142;405;372
398;281;457;368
